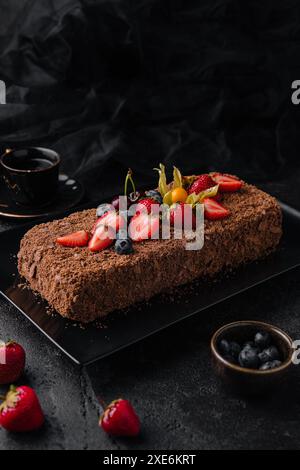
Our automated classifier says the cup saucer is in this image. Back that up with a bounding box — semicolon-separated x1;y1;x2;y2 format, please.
0;174;84;220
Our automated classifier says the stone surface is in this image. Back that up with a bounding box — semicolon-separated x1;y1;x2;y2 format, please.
0;181;299;449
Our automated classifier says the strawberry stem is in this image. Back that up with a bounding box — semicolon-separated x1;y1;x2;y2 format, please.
124;169;136;196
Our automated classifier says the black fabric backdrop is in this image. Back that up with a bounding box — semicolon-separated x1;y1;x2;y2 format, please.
0;0;300;200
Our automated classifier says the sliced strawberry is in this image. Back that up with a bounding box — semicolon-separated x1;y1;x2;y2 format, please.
92;211;125;234
129;213;160;242
135;198;158;215
204;198;230;220
188;174;214;195
88;225;114;252
56;230;89;248
210;173;242;192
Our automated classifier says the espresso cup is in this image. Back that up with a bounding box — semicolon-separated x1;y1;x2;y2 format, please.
0;147;60;207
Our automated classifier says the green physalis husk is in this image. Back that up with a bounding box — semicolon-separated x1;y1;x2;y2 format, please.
154;164;183;204
185;184;219;208
154;164;218;208
182;175;198;187
173;166;182;188
154;163;168;197
163;190;173;205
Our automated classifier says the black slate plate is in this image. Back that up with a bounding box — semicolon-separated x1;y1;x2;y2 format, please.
0;202;299;365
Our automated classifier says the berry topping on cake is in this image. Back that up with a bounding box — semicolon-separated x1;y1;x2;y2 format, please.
56;230;89;248
92;211;125;234
88;225;114;252
210;173;243;192
115;238;134;255
145;190;163;204
171;187;188;204
203;198;230;220
96;203;114;218
135;198;158;215
129;213;160;242
188;174;214;195
123;168;141;204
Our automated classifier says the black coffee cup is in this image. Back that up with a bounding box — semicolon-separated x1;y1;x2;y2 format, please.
0;147;60;207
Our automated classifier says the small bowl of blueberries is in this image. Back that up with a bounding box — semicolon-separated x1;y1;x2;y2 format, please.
211;321;293;395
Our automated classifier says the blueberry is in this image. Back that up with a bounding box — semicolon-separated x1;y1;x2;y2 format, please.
218;339;230;355
116;231;127;240
239;347;260;369
229;341;241;359
259;360;282;371
270;360;282;368
258;346;280;364
145;190;163;204
115;238;133;255
96;203;113;218
254;331;271;349
243;341;260;354
259;361;273;371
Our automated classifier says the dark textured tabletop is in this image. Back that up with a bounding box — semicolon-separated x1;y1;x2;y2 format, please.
0;175;299;450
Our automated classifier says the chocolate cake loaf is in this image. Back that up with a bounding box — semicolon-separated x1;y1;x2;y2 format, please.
18;182;282;323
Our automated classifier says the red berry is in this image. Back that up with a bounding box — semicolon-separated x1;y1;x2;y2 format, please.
88;225;115;252
188;174;214;195
56;230;89;248
111;196;121;211
169;203;196;229
204;198;230;220
129;213;160;242
135;198;158;215
91;211;125;234
100;398;140;437
210;173;243;192
0;341;25;385
0;385;44;432
111;195;131;211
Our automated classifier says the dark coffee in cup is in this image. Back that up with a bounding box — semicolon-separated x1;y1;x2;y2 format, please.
0;147;60;207
9;157;53;171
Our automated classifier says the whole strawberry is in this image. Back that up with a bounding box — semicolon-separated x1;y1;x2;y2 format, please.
0;341;25;384
100;398;140;437
0;385;44;432
188;174;214;195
